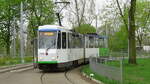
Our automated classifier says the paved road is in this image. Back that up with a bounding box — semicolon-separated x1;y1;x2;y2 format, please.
0;66;98;84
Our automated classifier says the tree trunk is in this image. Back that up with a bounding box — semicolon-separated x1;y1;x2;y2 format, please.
74;0;80;26
6;32;10;56
128;0;137;64
6;42;10;56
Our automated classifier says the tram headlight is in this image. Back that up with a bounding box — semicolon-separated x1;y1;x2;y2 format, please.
52;57;55;59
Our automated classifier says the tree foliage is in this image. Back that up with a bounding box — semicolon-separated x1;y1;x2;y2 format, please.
135;1;150;47
109;25;128;51
0;0;56;55
0;0;21;55
26;0;56;38
74;24;96;34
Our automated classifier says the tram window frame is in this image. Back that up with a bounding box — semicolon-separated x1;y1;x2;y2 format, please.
57;31;61;49
62;32;66;49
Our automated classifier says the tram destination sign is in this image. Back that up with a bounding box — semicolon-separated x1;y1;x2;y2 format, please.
40;32;54;36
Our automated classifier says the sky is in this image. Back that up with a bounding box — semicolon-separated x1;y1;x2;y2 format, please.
60;0;111;29
59;0;129;29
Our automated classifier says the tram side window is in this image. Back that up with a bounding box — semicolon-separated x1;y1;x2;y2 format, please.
94;38;97;48
79;37;82;48
95;38;99;48
57;32;61;49
74;34;81;48
69;33;83;48
68;33;71;48
62;32;66;49
81;36;84;48
71;34;76;48
77;36;81;48
99;39;105;48
89;37;94;48
86;37;89;48
80;36;84;48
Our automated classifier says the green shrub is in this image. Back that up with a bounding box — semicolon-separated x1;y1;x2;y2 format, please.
0;56;33;66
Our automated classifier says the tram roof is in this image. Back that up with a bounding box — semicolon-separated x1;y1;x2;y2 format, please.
38;25;68;32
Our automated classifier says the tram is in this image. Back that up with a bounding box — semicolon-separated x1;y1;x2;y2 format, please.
36;25;100;71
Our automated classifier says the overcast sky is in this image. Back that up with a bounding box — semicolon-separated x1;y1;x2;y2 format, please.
56;0;129;29
60;0;111;29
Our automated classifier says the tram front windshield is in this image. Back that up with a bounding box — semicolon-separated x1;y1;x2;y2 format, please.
39;32;57;49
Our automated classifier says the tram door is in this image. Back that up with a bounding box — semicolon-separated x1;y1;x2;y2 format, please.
67;33;72;61
57;32;68;62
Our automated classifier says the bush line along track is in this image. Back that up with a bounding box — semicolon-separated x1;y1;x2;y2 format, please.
0;64;33;73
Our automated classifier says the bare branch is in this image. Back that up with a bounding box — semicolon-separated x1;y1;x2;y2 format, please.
79;0;86;25
74;0;80;26
115;0;128;32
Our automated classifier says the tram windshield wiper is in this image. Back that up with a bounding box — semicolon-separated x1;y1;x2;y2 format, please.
45;41;55;55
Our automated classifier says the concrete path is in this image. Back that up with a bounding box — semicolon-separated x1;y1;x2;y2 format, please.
0;66;98;84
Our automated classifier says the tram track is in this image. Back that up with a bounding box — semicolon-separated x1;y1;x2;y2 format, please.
40;72;45;84
0;65;97;84
40;67;76;84
64;69;75;84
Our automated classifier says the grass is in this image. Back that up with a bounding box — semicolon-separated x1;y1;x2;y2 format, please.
0;56;33;66
81;65;120;84
82;58;150;84
123;58;150;84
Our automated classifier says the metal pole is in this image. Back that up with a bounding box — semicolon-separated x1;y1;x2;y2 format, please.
120;58;123;84
20;2;24;63
55;1;70;26
56;13;62;26
83;35;86;64
105;21;108;48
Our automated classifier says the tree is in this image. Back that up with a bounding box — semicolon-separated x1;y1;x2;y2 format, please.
0;0;56;56
128;0;137;64
26;0;56;38
74;24;96;34
98;0;149;64
135;1;150;48
61;0;96;27
115;0;137;64
0;0;21;56
109;25;128;51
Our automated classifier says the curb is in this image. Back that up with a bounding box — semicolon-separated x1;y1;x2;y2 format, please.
82;72;104;84
0;63;33;73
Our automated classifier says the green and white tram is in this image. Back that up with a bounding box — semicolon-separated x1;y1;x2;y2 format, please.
36;25;100;71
